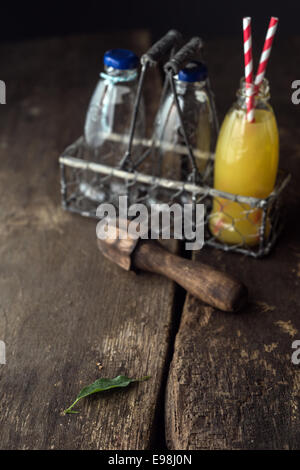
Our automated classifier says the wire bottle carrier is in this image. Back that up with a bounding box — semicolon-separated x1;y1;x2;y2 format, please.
59;30;291;258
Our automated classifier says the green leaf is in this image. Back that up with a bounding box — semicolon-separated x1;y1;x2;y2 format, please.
63;375;150;415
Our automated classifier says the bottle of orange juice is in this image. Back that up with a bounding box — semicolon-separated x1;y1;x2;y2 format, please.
209;78;279;246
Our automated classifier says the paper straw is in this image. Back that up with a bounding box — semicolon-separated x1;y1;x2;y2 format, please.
243;17;255;123
254;16;279;92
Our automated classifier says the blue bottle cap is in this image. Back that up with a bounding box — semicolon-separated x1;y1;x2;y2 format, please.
103;49;139;70
178;61;208;83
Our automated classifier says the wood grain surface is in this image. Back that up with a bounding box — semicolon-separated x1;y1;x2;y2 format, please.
0;31;177;450
165;36;300;450
1;30;300;451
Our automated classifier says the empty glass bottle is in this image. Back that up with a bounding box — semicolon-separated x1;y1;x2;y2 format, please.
81;48;145;201
153;61;217;182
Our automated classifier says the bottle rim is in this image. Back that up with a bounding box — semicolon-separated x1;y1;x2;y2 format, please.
174;74;207;89
101;66;138;83
237;77;270;100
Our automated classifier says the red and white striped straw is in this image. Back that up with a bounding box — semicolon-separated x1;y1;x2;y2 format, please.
243;17;255;123
254;16;279;92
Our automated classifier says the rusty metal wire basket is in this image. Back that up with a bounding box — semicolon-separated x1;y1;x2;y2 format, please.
59;31;291;258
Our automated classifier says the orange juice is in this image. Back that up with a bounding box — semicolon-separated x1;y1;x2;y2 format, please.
209;79;279;246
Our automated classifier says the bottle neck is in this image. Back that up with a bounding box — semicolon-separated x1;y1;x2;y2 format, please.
174;76;207;94
101;65;138;83
236;77;271;109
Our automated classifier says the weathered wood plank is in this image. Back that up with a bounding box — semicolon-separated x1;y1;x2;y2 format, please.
0;31;176;450
165;36;300;450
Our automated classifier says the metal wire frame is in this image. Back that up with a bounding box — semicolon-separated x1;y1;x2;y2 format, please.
59;135;290;258
59;38;291;258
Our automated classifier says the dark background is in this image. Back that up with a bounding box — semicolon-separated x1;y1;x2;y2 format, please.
1;0;299;42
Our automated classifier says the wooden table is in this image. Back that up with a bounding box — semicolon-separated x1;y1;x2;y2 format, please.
0;30;299;450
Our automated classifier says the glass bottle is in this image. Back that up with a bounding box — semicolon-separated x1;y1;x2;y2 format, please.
81;48;145;201
153;61;217;182
209;78;279;246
